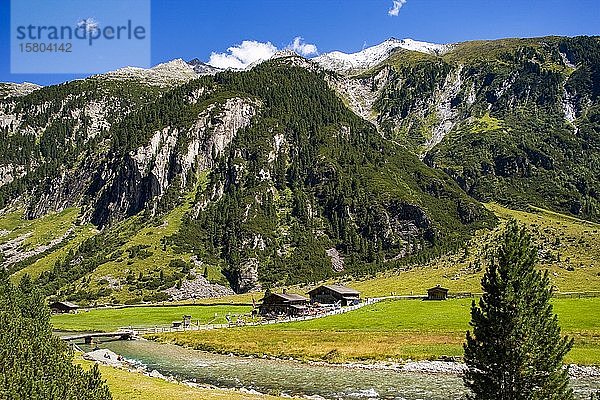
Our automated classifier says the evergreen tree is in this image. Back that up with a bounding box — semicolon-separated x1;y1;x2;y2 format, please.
0;273;112;400
463;220;573;400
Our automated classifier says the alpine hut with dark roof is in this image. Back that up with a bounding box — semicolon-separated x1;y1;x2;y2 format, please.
49;301;80;314
258;292;309;316
427;285;449;300
307;285;360;306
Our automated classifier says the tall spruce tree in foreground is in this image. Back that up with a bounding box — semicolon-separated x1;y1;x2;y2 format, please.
463;220;573;400
0;273;112;400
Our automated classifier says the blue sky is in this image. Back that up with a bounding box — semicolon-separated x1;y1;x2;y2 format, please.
1;0;599;85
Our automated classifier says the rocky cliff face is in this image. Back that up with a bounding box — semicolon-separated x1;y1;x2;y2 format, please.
89;97;258;227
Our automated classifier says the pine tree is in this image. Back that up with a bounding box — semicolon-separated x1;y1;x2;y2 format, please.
463;220;574;400
0;273;112;399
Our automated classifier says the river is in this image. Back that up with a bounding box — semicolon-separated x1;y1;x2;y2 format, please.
79;338;600;399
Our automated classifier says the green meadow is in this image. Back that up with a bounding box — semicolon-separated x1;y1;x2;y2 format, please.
153;298;600;365
52;304;252;332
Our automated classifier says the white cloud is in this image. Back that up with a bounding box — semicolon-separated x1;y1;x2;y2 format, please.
388;0;407;16
287;37;318;57
208;40;278;69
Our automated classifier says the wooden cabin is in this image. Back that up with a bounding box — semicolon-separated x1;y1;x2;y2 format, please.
49;301;80;314
258;292;308;316
427;285;449;300
307;285;360;306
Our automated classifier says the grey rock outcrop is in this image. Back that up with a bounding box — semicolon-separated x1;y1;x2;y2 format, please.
88;97;258;227
164;275;235;301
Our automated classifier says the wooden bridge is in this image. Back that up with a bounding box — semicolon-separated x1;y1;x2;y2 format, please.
61;330;135;344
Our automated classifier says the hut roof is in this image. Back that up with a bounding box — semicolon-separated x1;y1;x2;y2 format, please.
307;284;360;295
427;285;449;293
262;293;308;302
51;301;79;309
276;293;308;301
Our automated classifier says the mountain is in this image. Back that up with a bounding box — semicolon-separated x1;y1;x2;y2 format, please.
93;59;201;86
0;82;41;99
326;36;600;221
1;35;598;304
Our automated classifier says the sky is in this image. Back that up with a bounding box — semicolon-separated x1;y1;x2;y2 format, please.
1;0;599;85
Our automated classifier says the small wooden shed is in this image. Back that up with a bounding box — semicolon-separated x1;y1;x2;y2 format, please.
49;301;80;314
259;292;308;316
307;285;360;306
427;285;449;300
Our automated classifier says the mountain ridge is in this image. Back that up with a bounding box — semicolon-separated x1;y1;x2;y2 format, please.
1;37;453;88
313;38;451;73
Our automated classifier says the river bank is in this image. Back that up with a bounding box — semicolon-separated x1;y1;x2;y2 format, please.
86;340;600;378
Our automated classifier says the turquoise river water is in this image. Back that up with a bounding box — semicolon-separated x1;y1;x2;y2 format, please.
78;338;600;400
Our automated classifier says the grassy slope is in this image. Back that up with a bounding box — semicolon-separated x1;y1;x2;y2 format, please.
6;173;230;303
52;304;253;332
0;210;28;233
11;225;97;282
1;208;96;283
76;356;283;400
4;202;200;298
0;208;79;247
340;202;600;297
154;298;600;365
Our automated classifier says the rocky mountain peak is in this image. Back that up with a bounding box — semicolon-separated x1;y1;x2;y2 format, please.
0;82;42;98
186;58;223;75
92;58;199;86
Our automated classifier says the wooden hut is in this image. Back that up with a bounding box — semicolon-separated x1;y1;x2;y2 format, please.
427;285;449;300
258;292;308;316
49;301;80;314
307;285;360;306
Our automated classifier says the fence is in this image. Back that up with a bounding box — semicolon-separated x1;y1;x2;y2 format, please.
552;291;600;299
449;291;600;299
